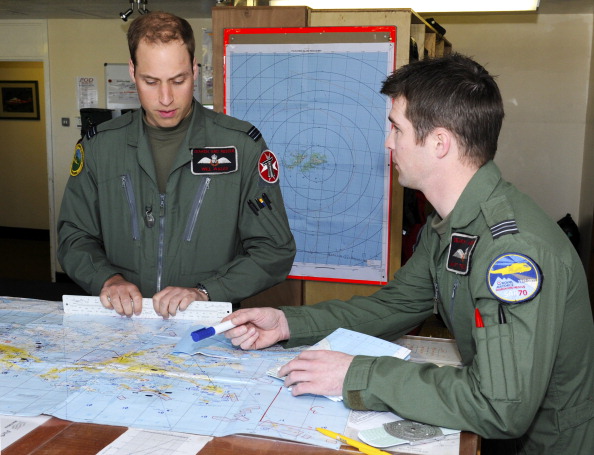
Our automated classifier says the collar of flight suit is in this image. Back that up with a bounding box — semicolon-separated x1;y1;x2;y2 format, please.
446;160;502;232
125;99;209;178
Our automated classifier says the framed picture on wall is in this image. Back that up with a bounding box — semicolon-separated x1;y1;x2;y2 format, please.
0;80;40;120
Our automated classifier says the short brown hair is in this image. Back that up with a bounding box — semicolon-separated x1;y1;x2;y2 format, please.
127;11;195;66
381;53;504;167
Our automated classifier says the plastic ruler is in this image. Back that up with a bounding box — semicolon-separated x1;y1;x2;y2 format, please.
62;295;232;325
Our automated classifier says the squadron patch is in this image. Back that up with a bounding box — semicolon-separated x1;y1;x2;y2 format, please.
258;150;279;184
487;253;542;304
191;147;238;175
446;233;479;275
70;141;84;176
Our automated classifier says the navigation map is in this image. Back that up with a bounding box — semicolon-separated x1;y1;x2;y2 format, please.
226;37;394;284
0;297;348;449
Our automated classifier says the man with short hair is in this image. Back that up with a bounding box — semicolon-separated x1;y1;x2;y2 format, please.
225;54;594;454
58;12;295;317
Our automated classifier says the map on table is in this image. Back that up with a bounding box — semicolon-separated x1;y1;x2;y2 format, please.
0;297;348;449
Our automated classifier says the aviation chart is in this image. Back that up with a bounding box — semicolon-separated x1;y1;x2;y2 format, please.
225;27;395;284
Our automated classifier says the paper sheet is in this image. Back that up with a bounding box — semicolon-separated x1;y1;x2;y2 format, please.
0;414;51;448
345;411;460;455
96;428;212;455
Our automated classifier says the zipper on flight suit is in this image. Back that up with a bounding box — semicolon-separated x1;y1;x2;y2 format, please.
156;194;166;292
121;174;140;240
183;177;210;242
448;278;460;336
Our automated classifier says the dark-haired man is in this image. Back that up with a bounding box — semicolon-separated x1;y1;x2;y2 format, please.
225;54;594;454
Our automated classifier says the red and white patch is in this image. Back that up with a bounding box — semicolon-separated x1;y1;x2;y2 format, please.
258;150;279;184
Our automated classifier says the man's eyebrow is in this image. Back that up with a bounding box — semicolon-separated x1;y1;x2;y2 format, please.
138;71;192;81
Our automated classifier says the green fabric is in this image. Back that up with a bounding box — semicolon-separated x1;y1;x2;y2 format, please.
281;161;594;455
58;100;296;303
146;113;191;194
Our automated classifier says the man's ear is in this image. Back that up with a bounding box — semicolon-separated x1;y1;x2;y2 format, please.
433;127;452;159
128;59;135;81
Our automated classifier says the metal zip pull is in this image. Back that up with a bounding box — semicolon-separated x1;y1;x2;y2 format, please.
144;205;154;228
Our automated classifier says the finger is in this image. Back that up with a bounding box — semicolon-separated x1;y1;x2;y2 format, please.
99;293;113;310
120;295;135;318
110;297;126;316
239;329;260;350
225;324;249;341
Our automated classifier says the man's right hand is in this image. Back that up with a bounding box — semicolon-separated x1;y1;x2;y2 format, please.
99;274;143;317
224;307;290;350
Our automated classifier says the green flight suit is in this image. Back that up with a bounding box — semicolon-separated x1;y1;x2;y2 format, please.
58;100;296;303
281;161;593;454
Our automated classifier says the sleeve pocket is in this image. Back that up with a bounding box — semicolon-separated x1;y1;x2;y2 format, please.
475;323;520;401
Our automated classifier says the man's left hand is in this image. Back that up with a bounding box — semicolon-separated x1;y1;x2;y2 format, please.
278;350;354;397
152;286;208;318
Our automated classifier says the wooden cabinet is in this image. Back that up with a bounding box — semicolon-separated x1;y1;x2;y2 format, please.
211;6;451;306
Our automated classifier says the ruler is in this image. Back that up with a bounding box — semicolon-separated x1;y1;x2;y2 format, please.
62;295;232;325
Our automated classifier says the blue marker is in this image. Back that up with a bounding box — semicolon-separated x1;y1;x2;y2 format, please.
191;320;236;342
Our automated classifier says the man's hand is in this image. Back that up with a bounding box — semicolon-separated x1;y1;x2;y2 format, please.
278;350;354;398
152;286;207;318
224;307;290;350
100;275;143;317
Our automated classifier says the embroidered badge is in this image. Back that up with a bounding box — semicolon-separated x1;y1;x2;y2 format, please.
70;141;84;177
191;147;238;175
487;253;542;304
258;150;279;184
446;233;479;275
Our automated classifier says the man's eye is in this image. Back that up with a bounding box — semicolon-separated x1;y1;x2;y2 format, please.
173;80;185;85
145;80;157;86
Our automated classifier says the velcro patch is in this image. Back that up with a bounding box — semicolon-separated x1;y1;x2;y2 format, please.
487;253;542;304
191;147;238;175
446;233;479;275
258;150;279;184
70;141;84;177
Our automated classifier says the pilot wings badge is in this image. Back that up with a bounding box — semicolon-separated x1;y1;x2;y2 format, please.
191;147;238;175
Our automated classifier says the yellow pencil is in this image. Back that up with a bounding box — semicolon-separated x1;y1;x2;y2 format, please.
316;427;391;455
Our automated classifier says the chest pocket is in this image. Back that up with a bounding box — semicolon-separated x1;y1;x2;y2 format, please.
474;323;520;401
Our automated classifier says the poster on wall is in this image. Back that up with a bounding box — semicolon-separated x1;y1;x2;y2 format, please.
225;26;395;285
76;76;99;110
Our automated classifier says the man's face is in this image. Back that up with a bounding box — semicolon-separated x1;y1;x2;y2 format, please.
129;40;197;128
384;97;431;190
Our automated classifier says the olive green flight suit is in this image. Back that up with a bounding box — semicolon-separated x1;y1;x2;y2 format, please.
58;101;296;303
282;161;593;454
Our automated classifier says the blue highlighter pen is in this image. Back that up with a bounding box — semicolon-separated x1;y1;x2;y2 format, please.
191;320;237;342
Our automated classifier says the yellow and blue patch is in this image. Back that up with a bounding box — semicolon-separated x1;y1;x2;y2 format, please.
487;253;542;304
70;141;84;177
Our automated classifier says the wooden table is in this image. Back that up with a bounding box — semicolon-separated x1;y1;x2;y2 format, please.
3;417;480;455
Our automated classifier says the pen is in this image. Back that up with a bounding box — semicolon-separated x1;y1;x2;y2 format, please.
316;427;391;455
498;304;507;324
474;308;484;328
191;320;236;342
247;200;259;215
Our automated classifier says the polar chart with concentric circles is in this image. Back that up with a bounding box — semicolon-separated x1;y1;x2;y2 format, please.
227;37;394;284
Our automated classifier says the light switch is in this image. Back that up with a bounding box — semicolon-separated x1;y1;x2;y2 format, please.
61;117;70;127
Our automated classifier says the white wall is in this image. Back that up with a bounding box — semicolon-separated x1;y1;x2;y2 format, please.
433;13;593;262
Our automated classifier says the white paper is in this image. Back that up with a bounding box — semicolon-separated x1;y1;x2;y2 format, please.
96;428;212;455
345;411;460;455
0;414;51;448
